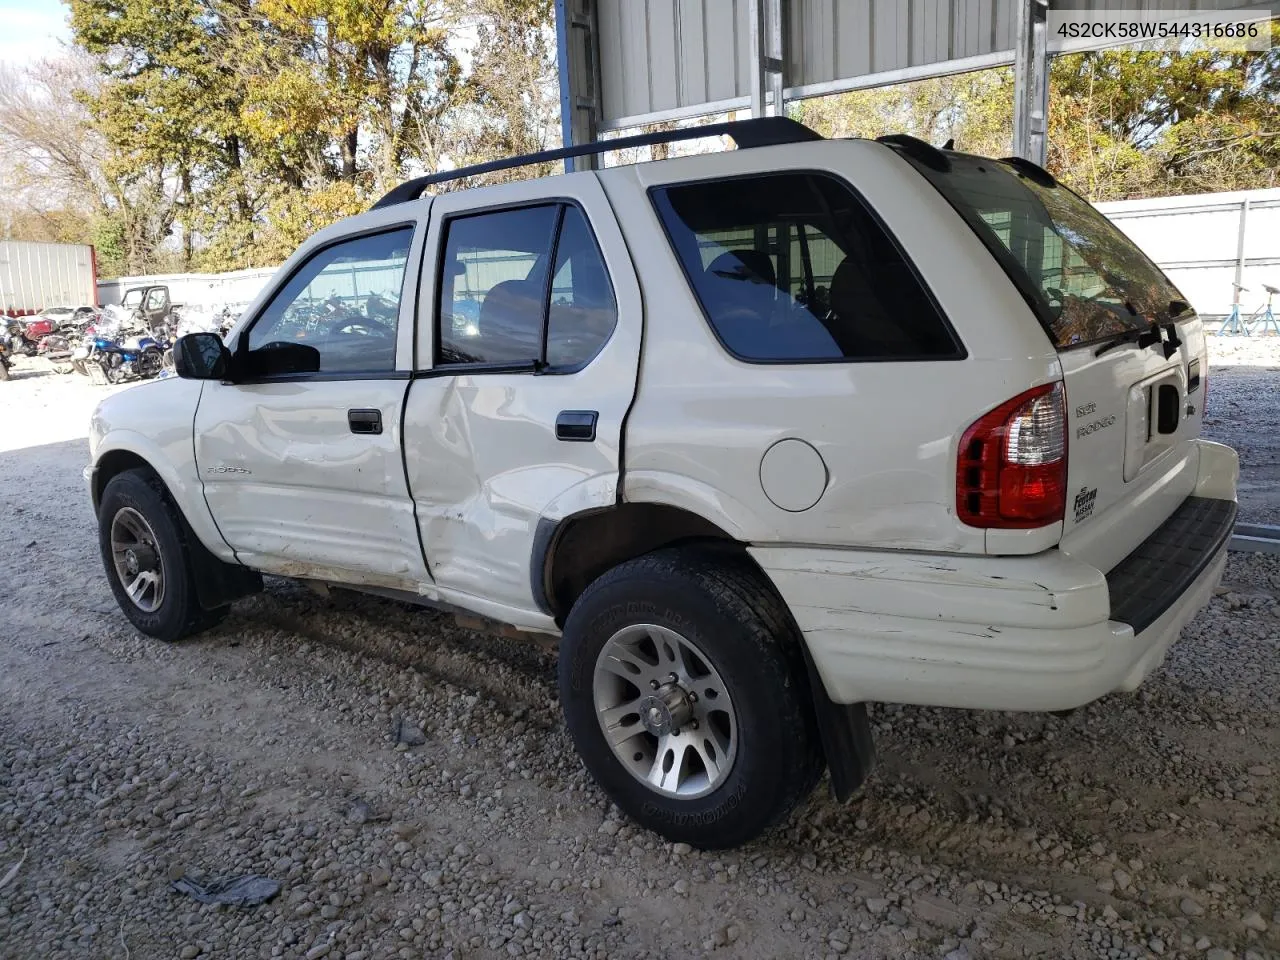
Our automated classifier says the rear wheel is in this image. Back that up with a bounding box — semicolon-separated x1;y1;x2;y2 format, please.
98;468;225;641
558;547;824;849
140;346;163;378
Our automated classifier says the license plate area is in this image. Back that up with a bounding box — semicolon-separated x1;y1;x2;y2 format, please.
1123;367;1186;482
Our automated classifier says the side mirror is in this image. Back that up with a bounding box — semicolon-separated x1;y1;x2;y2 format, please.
174;333;231;380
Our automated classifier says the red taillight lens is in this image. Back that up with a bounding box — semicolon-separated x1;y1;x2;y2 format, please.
957;382;1067;528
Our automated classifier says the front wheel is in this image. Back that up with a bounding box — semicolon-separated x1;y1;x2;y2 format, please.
0;359;8;381
558;547;825;849
97;468;225;641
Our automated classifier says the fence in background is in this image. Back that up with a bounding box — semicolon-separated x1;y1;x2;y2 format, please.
97;265;278;316
1096;187;1280;322
97;186;1280;325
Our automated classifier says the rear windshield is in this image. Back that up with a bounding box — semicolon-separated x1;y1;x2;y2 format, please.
901;152;1187;349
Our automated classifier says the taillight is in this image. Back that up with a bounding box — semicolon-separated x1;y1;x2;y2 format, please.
957;382;1067;528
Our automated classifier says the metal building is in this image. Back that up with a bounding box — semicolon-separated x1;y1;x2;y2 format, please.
557;0;1275;168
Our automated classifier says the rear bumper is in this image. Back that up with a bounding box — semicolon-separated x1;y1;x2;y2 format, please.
751;441;1238;713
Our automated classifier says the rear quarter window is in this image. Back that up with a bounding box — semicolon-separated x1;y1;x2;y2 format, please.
650;172;963;363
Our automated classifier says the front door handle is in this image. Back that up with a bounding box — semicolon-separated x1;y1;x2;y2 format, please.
556;410;598;442
348;408;382;435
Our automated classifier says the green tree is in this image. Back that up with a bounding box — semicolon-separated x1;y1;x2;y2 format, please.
16;0;563;271
430;0;559;188
1049;27;1280;198
0;55;178;276
793;24;1280;202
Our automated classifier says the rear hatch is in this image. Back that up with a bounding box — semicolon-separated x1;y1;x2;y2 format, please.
895;146;1207;569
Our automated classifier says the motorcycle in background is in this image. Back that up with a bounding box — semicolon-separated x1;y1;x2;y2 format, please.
173;302;237;340
38;332;75;360
25;307;99;341
70;306;166;384
4;317;39;357
0;326;13;381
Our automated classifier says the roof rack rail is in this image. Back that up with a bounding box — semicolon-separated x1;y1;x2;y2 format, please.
875;134;951;172
370;116;824;210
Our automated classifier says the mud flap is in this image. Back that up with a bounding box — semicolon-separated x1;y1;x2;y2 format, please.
175;510;263;611
799;642;877;802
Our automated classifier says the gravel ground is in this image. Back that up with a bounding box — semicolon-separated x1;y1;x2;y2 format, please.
1;353;1278;960
1204;336;1280;526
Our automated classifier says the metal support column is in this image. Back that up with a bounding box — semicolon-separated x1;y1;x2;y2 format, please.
1234;196;1251;294
1012;0;1050;164
749;0;787;118
556;0;603;172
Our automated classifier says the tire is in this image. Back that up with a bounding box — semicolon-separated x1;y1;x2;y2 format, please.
97;468;226;642
0;360;8;381
558;546;825;849
140;346;162;378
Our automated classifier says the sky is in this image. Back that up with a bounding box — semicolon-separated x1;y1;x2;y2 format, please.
0;0;71;69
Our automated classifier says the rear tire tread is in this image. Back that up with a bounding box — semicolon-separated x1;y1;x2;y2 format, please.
559;544;825;848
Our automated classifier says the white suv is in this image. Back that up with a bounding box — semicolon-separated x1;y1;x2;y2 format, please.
85;118;1238;849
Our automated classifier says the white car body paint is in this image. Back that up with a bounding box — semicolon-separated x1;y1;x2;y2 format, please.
85;135;1239;713
402;172;642;622
87;377;236;563
599;140;1060;554
194;378;430;591
752;439;1237;712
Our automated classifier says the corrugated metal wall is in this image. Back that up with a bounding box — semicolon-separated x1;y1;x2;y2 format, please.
0;241;96;315
598;0;752;124
596;0;1271;129
785;0;1017;90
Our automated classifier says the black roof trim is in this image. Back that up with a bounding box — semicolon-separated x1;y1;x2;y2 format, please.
875;134;952;172
370;116;824;210
1001;155;1058;187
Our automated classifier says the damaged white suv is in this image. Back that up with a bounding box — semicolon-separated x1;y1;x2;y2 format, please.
86;117;1238;849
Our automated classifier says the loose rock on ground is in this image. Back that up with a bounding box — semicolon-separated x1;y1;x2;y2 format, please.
0;344;1277;959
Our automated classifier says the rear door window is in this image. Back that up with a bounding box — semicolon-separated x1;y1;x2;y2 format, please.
546;207;618;369
436;204;617;370
437;205;559;365
651;172;961;362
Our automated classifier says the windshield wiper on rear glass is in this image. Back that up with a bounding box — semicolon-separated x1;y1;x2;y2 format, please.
1094;317;1183;359
1094;322;1163;357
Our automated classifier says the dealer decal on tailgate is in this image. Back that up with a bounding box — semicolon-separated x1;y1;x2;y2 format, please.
1073;486;1098;523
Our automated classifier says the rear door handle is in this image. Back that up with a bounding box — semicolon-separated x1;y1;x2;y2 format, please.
348;408;382;435
556;410;597;442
